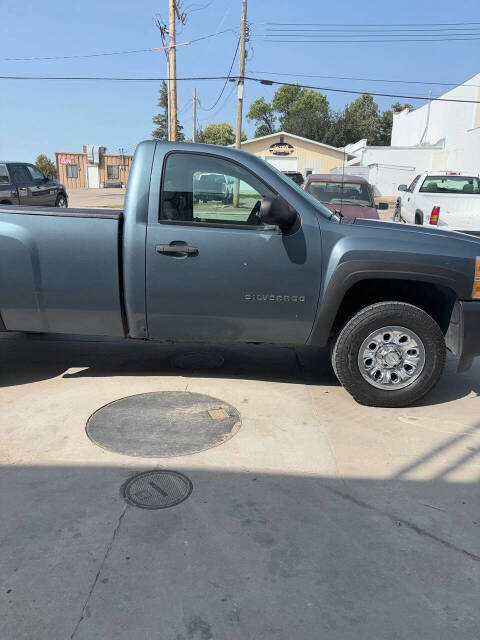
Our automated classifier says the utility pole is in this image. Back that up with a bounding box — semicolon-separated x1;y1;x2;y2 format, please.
235;0;247;150
233;0;247;207
168;0;178;142
192;87;197;142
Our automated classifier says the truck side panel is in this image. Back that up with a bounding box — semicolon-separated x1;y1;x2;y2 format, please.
0;210;124;336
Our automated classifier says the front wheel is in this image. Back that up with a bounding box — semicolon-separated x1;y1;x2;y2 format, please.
55;194;68;208
331;302;446;407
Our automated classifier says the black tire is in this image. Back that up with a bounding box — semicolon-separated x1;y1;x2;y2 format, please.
331;302;446;407
55;194;68;208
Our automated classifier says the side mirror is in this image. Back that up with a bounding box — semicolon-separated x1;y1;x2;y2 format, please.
259;195;299;232
376;202;389;210
398;184;407;191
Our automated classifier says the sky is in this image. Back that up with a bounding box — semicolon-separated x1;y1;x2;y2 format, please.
1;0;480;162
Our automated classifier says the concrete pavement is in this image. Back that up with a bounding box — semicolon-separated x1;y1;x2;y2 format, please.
1;333;479;639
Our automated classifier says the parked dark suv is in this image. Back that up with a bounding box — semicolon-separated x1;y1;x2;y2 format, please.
0;162;68;207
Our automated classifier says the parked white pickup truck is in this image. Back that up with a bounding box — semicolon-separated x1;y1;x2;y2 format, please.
394;172;480;236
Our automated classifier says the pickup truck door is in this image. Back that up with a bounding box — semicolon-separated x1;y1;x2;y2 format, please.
145;150;321;344
402;174;421;223
0;163;19;203
25;164;54;205
9;164;35;205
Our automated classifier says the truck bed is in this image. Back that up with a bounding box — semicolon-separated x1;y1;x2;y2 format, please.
0;205;125;336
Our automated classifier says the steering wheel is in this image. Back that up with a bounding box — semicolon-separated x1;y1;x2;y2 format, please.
246;199;261;225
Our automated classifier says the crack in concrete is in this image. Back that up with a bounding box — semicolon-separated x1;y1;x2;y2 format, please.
323;483;480;562
70;503;128;639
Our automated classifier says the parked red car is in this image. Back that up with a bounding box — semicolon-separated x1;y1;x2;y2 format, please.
303;173;388;220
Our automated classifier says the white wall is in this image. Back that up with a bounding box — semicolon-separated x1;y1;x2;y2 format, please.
360;145;442;170
329;163;417;196
391;72;480;147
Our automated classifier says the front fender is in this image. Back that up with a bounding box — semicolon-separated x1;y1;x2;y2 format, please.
308;220;477;346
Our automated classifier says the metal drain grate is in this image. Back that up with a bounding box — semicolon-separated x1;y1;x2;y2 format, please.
122;470;193;509
173;351;225;370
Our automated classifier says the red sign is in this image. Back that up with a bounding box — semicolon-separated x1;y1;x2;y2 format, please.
59;157;75;165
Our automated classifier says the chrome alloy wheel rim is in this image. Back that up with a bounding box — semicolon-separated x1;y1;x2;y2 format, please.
357;326;426;390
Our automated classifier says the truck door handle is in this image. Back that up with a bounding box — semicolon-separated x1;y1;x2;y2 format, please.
156;243;199;256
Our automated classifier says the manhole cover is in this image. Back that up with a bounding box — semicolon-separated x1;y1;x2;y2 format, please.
173;351;224;370
86;391;241;457
122;470;193;509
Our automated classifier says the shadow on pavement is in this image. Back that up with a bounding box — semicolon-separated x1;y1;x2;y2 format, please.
1;464;479;640
1;332;479;406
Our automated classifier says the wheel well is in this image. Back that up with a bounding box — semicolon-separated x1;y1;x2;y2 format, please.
415;210;423;224
332;279;456;336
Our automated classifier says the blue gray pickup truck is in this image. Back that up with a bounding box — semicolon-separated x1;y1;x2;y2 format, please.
1;140;480;407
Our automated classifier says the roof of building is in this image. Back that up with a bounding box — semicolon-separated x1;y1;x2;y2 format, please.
240;131;352;156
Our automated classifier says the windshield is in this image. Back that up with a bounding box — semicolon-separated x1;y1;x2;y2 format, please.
306;181;374;207
263;162;333;219
419;175;480;194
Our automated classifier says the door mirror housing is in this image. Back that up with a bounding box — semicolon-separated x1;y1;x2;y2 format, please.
259;196;299;232
376;202;389;210
398;184;407;191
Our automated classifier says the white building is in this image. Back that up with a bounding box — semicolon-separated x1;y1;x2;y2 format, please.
339;72;480;195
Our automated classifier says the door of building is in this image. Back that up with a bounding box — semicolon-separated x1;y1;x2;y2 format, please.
265;156;298;172
87;165;99;189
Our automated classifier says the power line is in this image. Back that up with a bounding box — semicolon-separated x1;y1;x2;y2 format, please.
266;21;480;26
248;70;480;88
243;76;480;103
0;29;234;62
265;26;480;33
1;73;480;104
259;36;480;43
0;48;153;62
197;37;240;110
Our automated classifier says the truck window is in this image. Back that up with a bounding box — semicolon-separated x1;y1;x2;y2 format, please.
407;175;421;193
9;164;32;187
26;164;46;183
419;175;480;194
160;152;276;228
0;164;10;184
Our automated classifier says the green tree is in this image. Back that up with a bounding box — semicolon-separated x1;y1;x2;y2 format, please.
246;85;332;143
35;154;57;178
392;102;413;113
246;97;276;137
152;80;184;141
343;93;381;145
280;89;331;141
197;122;246;146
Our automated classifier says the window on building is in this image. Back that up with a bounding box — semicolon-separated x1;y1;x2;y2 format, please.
160;152;276;228
66;164;78;179
0;164;10;184
107;165;120;180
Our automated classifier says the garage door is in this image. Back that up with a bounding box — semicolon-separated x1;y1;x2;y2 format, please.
265;156;298;171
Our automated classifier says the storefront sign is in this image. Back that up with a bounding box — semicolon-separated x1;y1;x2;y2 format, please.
269;142;294;156
59;157;75;165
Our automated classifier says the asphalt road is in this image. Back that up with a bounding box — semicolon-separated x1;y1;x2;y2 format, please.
1;333;479;639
